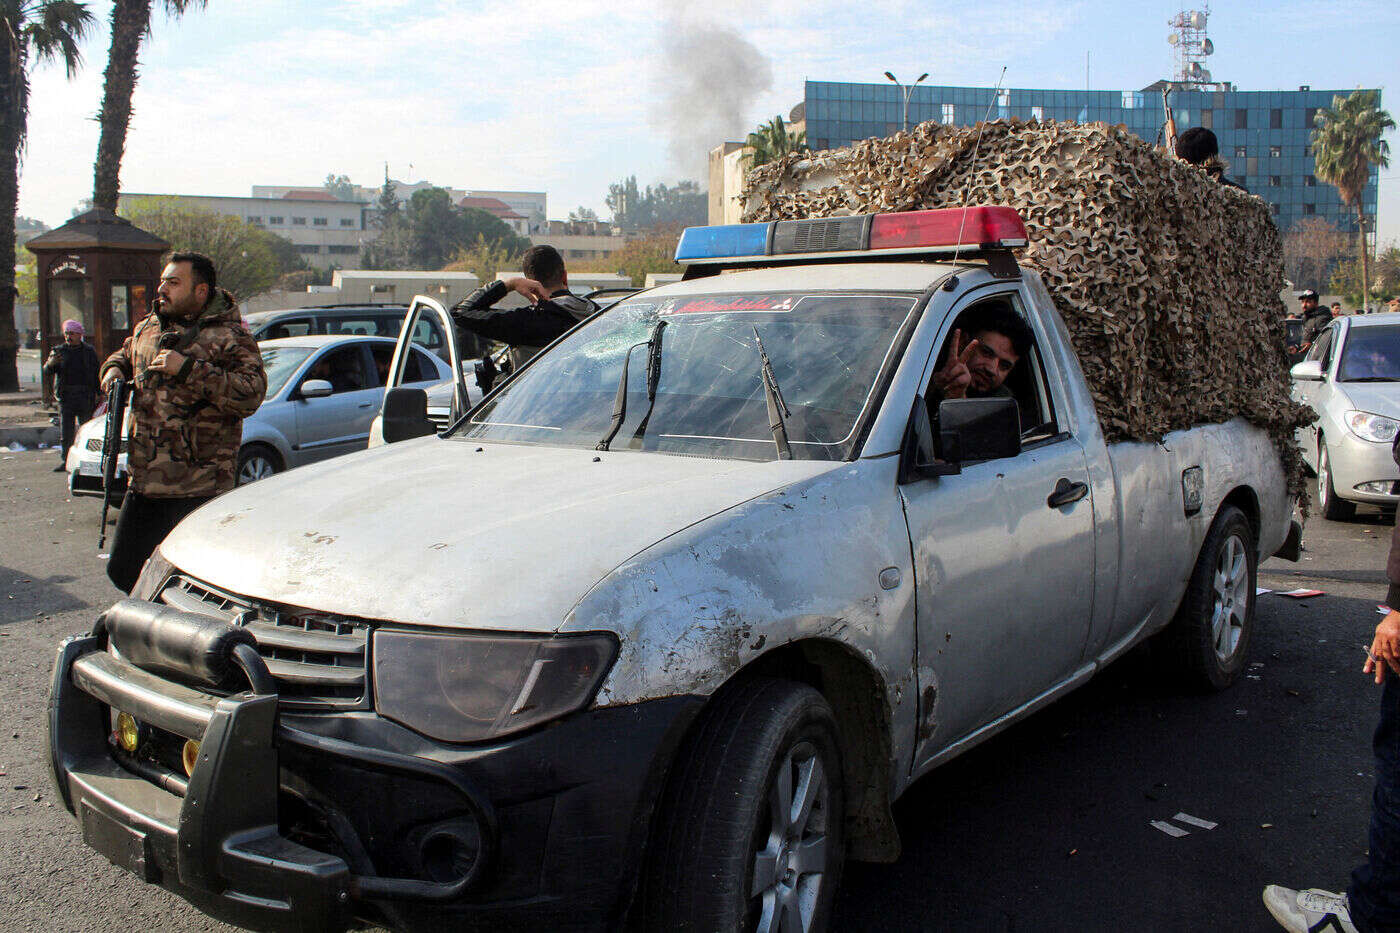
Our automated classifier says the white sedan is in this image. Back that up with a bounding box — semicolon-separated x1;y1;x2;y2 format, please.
66;334;451;495
1292;311;1400;519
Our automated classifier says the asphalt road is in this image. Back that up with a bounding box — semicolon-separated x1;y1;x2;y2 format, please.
0;448;1392;932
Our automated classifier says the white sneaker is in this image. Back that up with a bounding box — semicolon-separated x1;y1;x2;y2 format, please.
1263;885;1358;932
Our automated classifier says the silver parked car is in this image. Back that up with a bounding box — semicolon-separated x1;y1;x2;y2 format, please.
1291;311;1400;519
65;334;452;491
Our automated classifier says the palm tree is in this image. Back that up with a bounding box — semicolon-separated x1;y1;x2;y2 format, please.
1312;89;1394;311
91;0;206;212
745;115;808;169
0;0;96;392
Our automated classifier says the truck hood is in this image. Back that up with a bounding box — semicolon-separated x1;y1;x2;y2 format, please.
160;439;837;632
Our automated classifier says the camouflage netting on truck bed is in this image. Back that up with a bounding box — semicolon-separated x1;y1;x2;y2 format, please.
742;118;1312;504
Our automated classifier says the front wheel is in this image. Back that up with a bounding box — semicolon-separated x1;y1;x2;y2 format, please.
236;444;282;485
1318;444;1356;521
634;678;845;933
1162;505;1257;692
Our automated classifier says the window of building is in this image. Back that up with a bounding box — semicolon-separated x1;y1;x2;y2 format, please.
1235;109;1248;129
1031;105;1043;121
1303;144;1312;158
942;103;954;123
1234;145;1247;158
1270;204;1280;216
296;244;320;254
1122;91;1135;109
1270;108;1283;129
327;245;359;255
371;284;395;296
292;216;307;225
1305;175;1317;187
1303;203;1316;215
997;89;1010;107
1270;146;1281;157
247;215;262;224
1269;176;1281;187
339;218;355;227
1305;107;1318;128
1200;109;1213;129
313;217;328;226
269;216;284;225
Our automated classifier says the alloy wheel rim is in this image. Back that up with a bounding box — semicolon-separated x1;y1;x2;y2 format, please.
239;456;274;484
1211;532;1250;662
750;740;829;933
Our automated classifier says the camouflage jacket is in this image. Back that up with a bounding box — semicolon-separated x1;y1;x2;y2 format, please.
100;289;266;498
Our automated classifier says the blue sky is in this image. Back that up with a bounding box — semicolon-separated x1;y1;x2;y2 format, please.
17;0;1399;242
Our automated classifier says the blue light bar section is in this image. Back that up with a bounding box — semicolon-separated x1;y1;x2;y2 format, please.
675;222;772;263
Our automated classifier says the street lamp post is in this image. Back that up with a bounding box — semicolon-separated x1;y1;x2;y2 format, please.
885;70;929;133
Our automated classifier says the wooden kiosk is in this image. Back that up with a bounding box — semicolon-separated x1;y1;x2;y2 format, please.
25;208;168;403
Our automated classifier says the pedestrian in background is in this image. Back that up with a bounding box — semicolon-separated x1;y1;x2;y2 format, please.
43;319;99;472
1263;433;1400;933
98;252;265;593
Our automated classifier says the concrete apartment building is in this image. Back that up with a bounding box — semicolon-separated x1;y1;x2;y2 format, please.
254;182;548;235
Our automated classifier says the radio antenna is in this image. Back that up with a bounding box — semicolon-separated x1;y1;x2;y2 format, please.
953;66;1008;261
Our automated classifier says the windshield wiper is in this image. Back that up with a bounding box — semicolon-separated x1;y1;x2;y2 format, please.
597;320;666;451
752;326;793;460
628;320;667;449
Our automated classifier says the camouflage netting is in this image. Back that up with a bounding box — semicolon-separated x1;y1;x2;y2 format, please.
742;118;1313;505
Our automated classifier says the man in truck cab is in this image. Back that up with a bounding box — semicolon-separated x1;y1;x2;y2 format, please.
930;301;1035;404
450;245;599;389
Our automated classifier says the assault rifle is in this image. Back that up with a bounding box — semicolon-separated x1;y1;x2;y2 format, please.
98;377;129;549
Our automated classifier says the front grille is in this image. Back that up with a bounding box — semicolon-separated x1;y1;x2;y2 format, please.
85;436;129;453
157;574;370;709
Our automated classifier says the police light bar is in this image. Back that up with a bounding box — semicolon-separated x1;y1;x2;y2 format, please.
675;206;1029;265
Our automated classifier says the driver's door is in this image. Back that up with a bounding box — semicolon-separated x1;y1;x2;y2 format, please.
370;296;469;446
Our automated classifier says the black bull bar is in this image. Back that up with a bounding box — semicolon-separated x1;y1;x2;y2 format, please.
46;599;495;932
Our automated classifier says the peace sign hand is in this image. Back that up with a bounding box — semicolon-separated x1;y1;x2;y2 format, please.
932;329;980;399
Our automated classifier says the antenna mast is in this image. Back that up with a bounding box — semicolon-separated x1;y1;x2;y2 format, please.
1168;5;1220;89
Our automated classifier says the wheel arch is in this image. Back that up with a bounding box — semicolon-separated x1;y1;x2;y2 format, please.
238;440;285;472
695;637;901;863
1219;484;1260;545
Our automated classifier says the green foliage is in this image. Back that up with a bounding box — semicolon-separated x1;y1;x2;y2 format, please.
119;196;308;299
745;115;807;169
323;173;356;201
605;176;706;230
15;243;38;304
1333;244;1400;303
444;234;525;284
569;206;599;222
362;187;529;271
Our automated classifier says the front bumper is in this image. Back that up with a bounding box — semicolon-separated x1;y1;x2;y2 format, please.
1326;430;1400;506
47;631;701;931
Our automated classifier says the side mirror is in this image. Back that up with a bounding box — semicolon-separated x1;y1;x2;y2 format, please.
1290;360;1324;381
300;379;333;399
899;396;939;483
937;397;1021;466
382;387;437;443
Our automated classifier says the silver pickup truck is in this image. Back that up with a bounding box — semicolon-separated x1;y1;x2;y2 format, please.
47;207;1298;933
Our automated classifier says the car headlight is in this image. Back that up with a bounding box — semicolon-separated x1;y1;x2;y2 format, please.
373;630;617;743
1345;410;1400;444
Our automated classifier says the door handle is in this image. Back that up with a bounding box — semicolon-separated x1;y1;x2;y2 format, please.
358;402;373;408
1047;478;1088;509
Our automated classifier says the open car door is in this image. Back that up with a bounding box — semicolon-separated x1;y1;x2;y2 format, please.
369;295;469;447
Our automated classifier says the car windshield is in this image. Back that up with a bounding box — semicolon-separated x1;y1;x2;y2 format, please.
1338;325;1400;382
453;291;920;461
261;346;315;397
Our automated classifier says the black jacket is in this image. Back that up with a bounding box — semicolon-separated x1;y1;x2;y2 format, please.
450;281;599;370
43;340;100;408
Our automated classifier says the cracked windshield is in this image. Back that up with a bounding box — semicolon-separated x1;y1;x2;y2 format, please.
456;292;919;459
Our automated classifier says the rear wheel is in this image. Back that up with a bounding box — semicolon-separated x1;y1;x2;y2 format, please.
236;444;282;485
1162;505;1257;692
1317;444;1356;521
634;678;845;932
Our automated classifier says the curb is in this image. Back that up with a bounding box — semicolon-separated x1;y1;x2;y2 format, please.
0;424;61;448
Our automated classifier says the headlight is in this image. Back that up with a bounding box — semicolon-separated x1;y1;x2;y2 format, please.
373;630;617;743
1345;410;1400;444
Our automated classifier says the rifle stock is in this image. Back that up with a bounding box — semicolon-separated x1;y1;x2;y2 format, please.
98;378;130;549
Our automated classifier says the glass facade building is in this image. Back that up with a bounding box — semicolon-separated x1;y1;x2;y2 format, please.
804;80;1381;237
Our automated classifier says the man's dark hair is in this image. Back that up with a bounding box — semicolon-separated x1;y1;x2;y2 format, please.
965;302;1034;358
167;251;217;291
1175;127;1220;166
521;245;566;289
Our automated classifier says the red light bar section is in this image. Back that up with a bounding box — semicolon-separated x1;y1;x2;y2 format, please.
867;207;1028;252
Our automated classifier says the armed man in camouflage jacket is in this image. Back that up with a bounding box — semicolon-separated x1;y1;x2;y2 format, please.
99;252;266;592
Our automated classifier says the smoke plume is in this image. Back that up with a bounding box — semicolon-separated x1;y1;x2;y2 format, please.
650;19;774;180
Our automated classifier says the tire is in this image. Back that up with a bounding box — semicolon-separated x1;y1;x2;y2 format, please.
1317;443;1356;521
236;444;282;486
1162;505;1258;692
633;678;845;933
